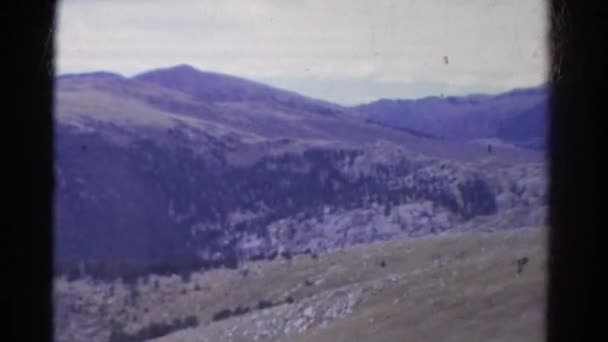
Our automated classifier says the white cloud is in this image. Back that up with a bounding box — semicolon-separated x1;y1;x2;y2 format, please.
57;0;548;103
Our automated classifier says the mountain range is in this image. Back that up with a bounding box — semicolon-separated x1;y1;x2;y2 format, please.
53;64;547;275
353;84;548;149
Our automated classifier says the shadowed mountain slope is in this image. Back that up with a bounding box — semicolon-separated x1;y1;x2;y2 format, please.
353;85;548;149
53;65;546;274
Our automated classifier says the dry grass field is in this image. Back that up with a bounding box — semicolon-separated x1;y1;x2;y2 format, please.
55;226;546;342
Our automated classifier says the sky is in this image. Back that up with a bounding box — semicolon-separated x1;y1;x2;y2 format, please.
57;0;548;105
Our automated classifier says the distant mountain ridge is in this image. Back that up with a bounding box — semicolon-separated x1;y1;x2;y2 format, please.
57;67;548;150
353;84;548;149
133;64;347;116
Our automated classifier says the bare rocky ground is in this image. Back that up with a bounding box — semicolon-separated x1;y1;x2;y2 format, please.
55;226;546;342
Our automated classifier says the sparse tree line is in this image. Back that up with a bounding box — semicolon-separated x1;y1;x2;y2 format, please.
211;297;293;322
108;315;198;342
54;256;238;284
56;138;497;286
54;249;315;283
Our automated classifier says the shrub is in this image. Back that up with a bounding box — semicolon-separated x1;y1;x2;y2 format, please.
251;255;261;261
233;306;250;316
267;251;278;260
183;315;198;327
66;267;80;282
281;251;292;260
211;306;251;322
212;309;233;322
180;271;192;283
223;256;239;269
130;284;139;299
108;329;133;342
257;300;273;310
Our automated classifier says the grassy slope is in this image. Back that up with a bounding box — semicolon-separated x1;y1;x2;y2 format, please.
145;226;546;342
55;75;544;165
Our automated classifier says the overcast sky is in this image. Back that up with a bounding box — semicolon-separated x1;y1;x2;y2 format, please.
57;0;548;105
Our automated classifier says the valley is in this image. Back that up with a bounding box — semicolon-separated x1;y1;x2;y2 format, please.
53;64;547;342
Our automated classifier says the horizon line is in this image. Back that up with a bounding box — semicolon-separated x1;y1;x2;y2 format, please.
55;64;549;105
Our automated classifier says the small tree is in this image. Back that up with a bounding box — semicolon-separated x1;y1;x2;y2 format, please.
183;315;199;327
257;300;273;310
180;271;192;283
223;256;239;270
267;251;278;260
280;251;292;260
212;309;233;321
384;203;392;216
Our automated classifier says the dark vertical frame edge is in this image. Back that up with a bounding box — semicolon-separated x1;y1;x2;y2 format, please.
6;1;56;341
547;0;602;341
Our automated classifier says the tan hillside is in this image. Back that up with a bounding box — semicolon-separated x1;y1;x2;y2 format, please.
53;226;546;342
153;227;546;342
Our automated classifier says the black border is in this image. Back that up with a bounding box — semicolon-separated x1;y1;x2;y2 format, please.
5;1;604;341
546;1;603;341
6;2;55;341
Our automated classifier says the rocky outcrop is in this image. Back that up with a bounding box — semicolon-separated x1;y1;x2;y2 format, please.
55;122;546;270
